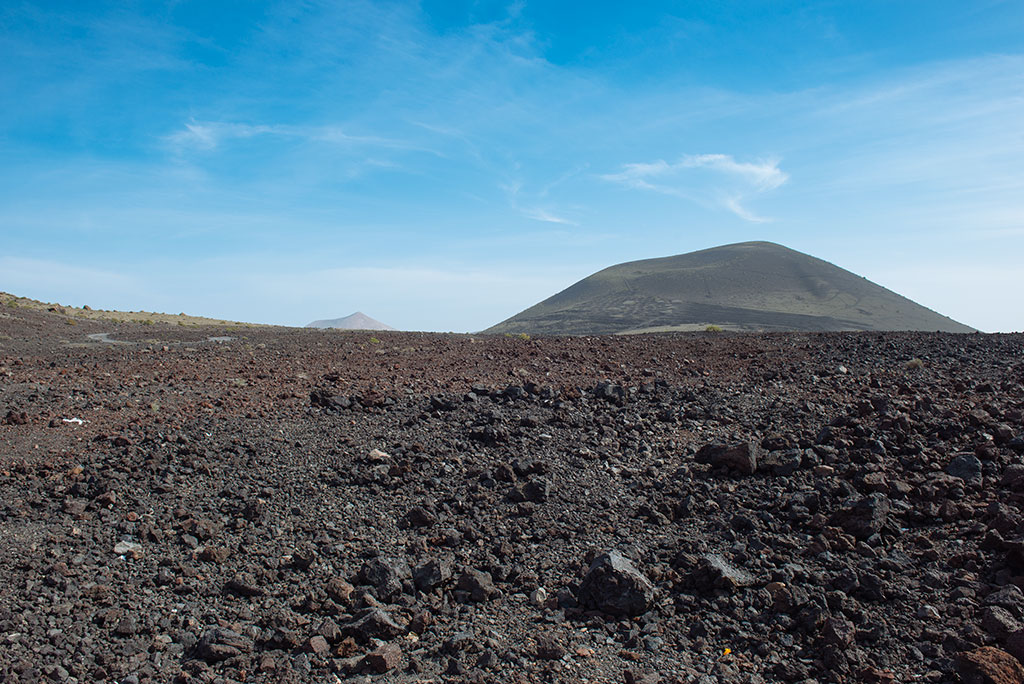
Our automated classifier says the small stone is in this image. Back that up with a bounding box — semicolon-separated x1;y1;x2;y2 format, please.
225;573;263;597
114;616;137;636
765;581;794;613
325;577;355;603
196;627;253;663
367;448;390;461
401;505;438;528
457;568;497;602
696;554;756;592
409;610;434;634
536;632;565;660
624;670;661;684
822;616;856;648
198;546;230;563
342;608;406;643
317;617;342;644
363;643;402;673
832;493;891;540
307;635;329;655
291;544;317;569
858;667;897;683
413;559;453;591
530;587;548;606
113;541;143;558
760;449;803;476
917;605;941;620
477;649;500;669
521;477;552;503
360;557;412;600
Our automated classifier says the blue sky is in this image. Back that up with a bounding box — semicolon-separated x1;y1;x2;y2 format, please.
1;1;1022;332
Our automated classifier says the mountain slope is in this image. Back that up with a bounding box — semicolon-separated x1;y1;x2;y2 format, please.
306;312;396;331
486;242;974;334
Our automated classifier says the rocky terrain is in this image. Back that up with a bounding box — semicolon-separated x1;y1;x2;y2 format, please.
1;305;1023;683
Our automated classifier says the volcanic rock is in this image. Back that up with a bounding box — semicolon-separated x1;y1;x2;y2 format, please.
457;568;498;602
695;441;759;475
342;608;406;643
577;550;655;616
414;558;453;591
196;628;253;663
693;553;758;592
947;453;984;483
956;647;1024;684
832;493;891;540
363;643;403;673
360;557;412;600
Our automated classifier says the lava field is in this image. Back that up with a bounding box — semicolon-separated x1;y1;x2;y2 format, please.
2;308;1023;683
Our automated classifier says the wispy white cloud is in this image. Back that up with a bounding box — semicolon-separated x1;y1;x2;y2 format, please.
520;207;577;225
165;120;410;152
680;154;788;191
501;175;579;225
602;154;788;222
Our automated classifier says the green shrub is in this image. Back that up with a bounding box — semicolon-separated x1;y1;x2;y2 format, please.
905;358;924;370
705;325;723;332
369;337;381;344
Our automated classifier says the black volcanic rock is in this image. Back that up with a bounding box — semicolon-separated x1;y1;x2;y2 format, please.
577;550;655;616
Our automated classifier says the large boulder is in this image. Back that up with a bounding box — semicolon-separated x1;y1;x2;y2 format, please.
956;647;1024;684
577;550;655;616
695;441;759;475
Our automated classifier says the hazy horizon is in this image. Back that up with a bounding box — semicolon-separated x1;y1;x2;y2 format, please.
2;2;1022;332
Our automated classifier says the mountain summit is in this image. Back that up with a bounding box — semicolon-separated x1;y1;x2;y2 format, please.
306;312;396;331
486;241;973;335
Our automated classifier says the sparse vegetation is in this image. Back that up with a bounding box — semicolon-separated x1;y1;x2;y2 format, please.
905;357;924;370
369;337;381;344
705;325;723;332
505;332;531;341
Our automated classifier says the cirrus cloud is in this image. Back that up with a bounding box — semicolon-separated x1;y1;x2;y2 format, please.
602;154;788;222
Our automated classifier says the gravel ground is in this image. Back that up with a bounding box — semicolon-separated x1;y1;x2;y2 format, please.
1;307;1023;683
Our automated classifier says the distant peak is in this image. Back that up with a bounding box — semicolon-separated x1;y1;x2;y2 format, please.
306;312;397;331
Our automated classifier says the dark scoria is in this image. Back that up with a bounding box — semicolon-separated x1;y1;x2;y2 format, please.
1;306;1023;683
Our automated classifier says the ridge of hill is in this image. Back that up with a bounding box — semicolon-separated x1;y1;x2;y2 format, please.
0;292;259;327
485;241;974;335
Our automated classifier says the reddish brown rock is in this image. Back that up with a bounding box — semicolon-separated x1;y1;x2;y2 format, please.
363;643;402;673
957;647;1024;684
